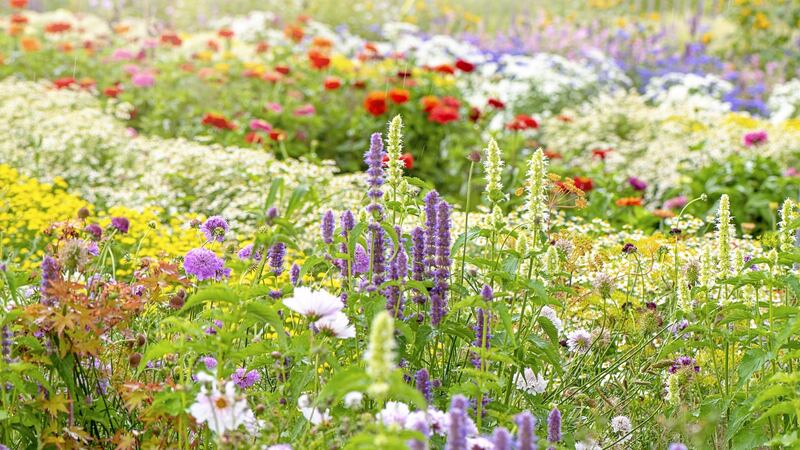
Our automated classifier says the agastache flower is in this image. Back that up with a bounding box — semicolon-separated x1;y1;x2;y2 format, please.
547;407;562;445
716;194;732;279
483;138;505;201
492;427;512;450
446;395;469;450
364;132;386;218
385;244;408;318
515;411;538;450
415;368;431;402
524;149;549;239
321;210;335;244
269;242;286;275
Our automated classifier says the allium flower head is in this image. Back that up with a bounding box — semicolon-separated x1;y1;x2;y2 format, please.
111;217;129;234
201;216;228;242
283;287;343;319
184;248;230;281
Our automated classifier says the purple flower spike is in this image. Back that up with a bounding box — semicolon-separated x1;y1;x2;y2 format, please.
321;210;335;244
547;407;562;443
515;411;538;450
353;244;369;274
492;427;512;450
385;244;408;319
364;132;386;218
290;263;301;286
446;395;469;450
415;368;431;402
480;285;493;302
411;227;426;305
369;223;387;286
269;242;286;275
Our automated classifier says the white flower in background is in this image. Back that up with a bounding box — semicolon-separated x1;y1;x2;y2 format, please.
644;72;733;113
575;439;602;450
404;410;429;432
188;374;260;435
377;401;410;428
768;78;800;121
266;445;293;450
513;368;549;394
566;329;593;353
297;394;331;425
283;287;343;319
611;415;633;438
343;391;363;409
314;311;356;339
467;436;495;450
427;408;449;435
540;306;563;333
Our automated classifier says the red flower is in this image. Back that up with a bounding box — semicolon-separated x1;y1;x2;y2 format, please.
160;32;182;46
455;59;475;73
543;150;562;160
353;80;367;89
468;107;481;122
256;41;269;53
53;77;76;89
78;78;95;89
428;105;459;124
218;28;234;39
364;91;387;116
275;65;291;75
487;98;505;110
434;64;455;74
269;129;286;141
397;70;413;79
556;114;573;123
421;96;440;113
615;197;643;207
441;96;460;108
284;24;304;42
44;22;71;33
245;132;263;144
207;40;219;52
382;153;414;169
388;88;410;104
324;76;342;90
308;49;331;70
201;113;237;130
9;0;27;8
573;176;593;192
10;14;28;24
103;85;122;97
592;148;613;160
506;114;539;131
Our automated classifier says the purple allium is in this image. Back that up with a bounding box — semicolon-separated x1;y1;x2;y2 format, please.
446;395;469;450
471;308;490;368
628;176;647;191
321;210;335;244
515;411;538;450
111;217;129;234
385;245;408;318
547;407;562;443
668;444;688;450
183;248;230;281
269;242;286;275
353;244;369;274
480;285;493;302
742;130;767;147
200;215;229;242
492;427;512;450
369;223;387;286
231;368;261;389
237;244;262;262
364;132;386;218
290;263;301;286
85;223;102;240
415;368;431;402
201;356;217;370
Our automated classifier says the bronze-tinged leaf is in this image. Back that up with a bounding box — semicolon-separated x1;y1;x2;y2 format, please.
41;393;70;417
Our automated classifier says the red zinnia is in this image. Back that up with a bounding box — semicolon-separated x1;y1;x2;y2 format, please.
428;105;459;124
104;85;122;97
10;0;27;8
421;96;440;113
44;22;71;33
201;113;237;130
468;107;481;122
455;59;475;73
269;129;286;141
433;64;455;74
592;148;613;160
256;41;269;53
487;98;505;110
573;176;593;192
218;28;234;39
308;49;331;70
506;114;539;131
10;14;28;24
388;88;410;104
543;150;562;160
382;153;414;169
284;24;304;42
160;32;182;46
275;65;291;75
324;76;342;90
364;91;387;116
245;132;263;144
53;77;76;89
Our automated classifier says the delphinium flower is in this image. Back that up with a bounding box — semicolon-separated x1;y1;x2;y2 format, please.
200;215;228;242
446;395;469;450
566;329;593;353
231;368;261;389
237;244;262;262
320;210;335;244
492;427;512;450
283;287;343;319
547;407;561;449
188;374;260;435
184;248;230;281
778;199;798;252
111;216;129;234
385;244;408;318
524;149;549;241
415;368;431;402
314;312;355;339
610;415;632;442
515;411;538;450
364;132;386;219
365;311;396;397
377;401;410;428
514;368;548;394
483;138;505;203
269;242;286;275
289;263;300;286
716;194;732;279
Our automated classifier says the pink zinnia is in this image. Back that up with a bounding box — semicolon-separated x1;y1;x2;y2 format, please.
784;167;800;177
265;102;283;113
123;64;140;75
132;71;155;88
742;130;767;147
293;104;316;116
664;195;688;210
112;49;134;61
250;119;272;132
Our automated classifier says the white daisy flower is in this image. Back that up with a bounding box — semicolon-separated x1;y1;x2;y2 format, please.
283;287;343;319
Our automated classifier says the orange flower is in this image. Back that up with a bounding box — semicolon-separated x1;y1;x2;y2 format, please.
256;41;269;53
44;22;71;33
20;37;40;52
201;113;237;130
57;42;73;53
311;36;333;49
652;209;675;219
284;24;304;42
10;14;28;24
308;49;331;70
217;28;234;39
245;132;263;144
615;197;643;207
9;23;24;36
160;32;182;46
114;24;130;34
388;88;410;104
9;0;27;8
420;95;440;113
364;91;387;116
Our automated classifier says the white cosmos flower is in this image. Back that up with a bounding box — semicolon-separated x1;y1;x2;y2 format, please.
188;374;261;436
513;368;548;394
376;401;410;428
314;311;355;339
283;287;343;319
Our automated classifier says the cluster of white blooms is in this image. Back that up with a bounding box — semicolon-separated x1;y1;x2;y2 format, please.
0;80;363;227
643;72;734;113
767;79;800;121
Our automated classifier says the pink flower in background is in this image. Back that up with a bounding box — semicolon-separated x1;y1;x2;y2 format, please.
126;127;138;138
265;102;283;113
123;64;140;75
112;49;134;61
784;167;800;177
142;38;158;49
250;119;272;132
293;104;315;116
663;195;688;210
132;71;155;88
742;130;768;147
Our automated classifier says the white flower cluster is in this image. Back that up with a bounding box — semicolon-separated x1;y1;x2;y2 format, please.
767;78;800;122
644;72;734;114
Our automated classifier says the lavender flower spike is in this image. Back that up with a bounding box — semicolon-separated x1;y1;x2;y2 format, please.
446;395;469;450
516;411;538;450
492;427;512;450
547;407;562;444
321;210;335;244
269;242;286;275
415;368;431;402
364;132;386;218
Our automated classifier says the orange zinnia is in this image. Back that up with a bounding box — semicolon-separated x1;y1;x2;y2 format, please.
388;88;410;104
364;92;387;116
615;197;643;207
